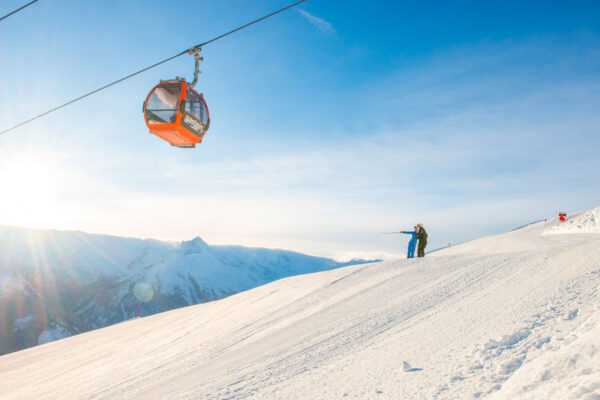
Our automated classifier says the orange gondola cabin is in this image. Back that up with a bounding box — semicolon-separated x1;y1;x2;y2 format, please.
143;79;210;148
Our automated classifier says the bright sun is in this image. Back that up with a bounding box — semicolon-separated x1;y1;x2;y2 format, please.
0;153;65;228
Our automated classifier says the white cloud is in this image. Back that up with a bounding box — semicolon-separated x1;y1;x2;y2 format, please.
297;10;336;35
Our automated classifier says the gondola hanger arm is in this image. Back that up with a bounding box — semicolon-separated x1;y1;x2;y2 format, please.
187;47;204;89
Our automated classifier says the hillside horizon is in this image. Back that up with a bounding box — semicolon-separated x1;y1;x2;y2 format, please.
0;224;375;355
1;207;598;399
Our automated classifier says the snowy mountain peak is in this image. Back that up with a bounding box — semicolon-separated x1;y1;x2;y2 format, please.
180;236;211;254
0;226;371;355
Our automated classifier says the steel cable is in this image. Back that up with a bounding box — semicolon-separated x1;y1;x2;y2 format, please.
0;0;306;136
0;0;40;23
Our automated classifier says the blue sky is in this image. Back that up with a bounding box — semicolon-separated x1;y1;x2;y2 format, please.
1;0;599;259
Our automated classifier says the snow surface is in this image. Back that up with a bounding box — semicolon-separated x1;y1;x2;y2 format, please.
544;206;600;234
0;214;599;399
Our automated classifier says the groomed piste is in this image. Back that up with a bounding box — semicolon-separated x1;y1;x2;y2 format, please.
1;207;599;399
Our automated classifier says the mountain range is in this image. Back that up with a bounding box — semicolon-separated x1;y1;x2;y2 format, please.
0;226;372;355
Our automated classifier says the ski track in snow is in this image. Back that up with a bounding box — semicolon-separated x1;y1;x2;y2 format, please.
0;216;599;399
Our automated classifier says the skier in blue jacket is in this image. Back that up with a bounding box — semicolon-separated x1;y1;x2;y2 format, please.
401;226;418;258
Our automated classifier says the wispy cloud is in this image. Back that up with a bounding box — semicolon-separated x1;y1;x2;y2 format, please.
297;10;336;35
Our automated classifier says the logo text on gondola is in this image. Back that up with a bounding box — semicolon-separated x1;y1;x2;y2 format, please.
183;115;204;133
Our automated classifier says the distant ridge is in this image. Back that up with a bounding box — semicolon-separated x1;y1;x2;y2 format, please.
0;225;375;355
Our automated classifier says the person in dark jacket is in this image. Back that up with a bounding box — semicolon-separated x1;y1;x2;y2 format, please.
416;224;427;257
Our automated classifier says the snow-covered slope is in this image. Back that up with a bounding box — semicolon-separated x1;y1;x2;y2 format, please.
544;206;600;234
1;214;599;399
0;226;370;355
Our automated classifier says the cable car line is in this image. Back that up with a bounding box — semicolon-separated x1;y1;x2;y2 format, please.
0;0;40;23
0;0;306;136
188;0;306;49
